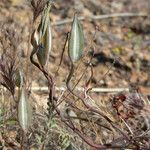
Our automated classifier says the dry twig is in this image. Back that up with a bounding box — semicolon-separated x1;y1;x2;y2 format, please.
52;12;149;26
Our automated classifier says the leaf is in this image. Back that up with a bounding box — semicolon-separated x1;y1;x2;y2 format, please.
5;118;17;125
36;17;52;67
68;14;84;63
18;87;32;131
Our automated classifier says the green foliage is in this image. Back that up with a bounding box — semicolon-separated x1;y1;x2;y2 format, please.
59;133;71;150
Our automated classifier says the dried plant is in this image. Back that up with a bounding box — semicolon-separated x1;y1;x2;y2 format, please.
0;55;16;96
31;0;51;21
28;2;150;148
0;1;149;150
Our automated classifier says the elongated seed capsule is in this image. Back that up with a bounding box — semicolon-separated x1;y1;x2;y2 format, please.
68;14;84;63
18;87;32;131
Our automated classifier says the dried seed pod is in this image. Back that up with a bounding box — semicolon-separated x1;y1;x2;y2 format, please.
68;14;84;63
31;30;39;48
36;17;52;67
18;87;32;131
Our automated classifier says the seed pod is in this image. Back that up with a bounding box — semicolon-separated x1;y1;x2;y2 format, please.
68;14;84;63
36;18;52;67
18;87;32;131
31;30;39;48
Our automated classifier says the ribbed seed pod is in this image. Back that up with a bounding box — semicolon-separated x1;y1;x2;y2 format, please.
68;14;84;63
18;87;32;131
36;18;52;67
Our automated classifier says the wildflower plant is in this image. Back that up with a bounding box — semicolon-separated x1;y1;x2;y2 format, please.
0;0;149;149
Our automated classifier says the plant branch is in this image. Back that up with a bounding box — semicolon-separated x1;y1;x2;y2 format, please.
52;12;149;26
65;63;132;148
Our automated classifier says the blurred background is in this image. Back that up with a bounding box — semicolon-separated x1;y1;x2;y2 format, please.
1;0;149;90
0;0;150;107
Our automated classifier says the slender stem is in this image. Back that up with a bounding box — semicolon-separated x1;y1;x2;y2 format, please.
55;107;128;149
21;130;25;150
30;54;132;149
66;64;130;141
55;32;69;76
